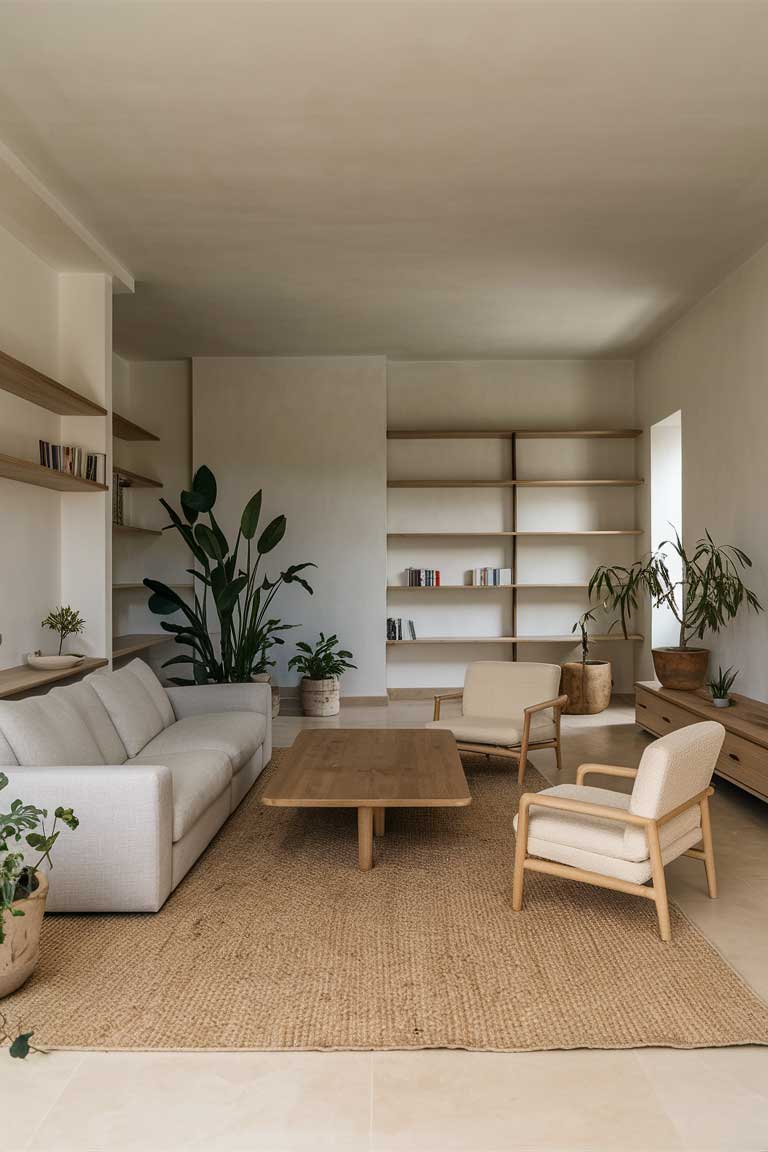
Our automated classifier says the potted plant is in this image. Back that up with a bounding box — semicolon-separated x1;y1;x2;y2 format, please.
589;530;762;690
561;608;613;714
0;773;78;997
288;633;356;717
27;606;86;671
708;665;738;708
145;467;315;715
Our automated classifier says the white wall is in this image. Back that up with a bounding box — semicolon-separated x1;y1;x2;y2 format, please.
387;360;639;691
649;410;682;649
193;357;387;697
637;242;768;698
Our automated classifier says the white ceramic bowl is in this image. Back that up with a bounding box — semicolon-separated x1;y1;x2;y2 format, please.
26;654;85;671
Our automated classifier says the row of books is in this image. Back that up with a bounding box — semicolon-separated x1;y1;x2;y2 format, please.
387;618;417;640
112;471;126;525
405;567;441;586
39;440;107;485
471;567;514;586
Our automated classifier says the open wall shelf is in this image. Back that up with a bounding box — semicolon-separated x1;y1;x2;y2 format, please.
113;466;162;489
0;452;108;493
113;523;162;538
0;657;108;699
388;530;643;538
387;583;590;591
113;634;170;659
388;428;642;440
0;348;107;416
113;411;160;442
387;635;643;645
113;582;192;591
388;478;643;488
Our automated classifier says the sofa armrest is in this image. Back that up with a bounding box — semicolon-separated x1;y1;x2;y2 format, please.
165;682;272;719
2;764;173;913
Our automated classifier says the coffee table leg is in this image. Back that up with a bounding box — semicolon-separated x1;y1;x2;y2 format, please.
358;806;374;871
374;807;386;837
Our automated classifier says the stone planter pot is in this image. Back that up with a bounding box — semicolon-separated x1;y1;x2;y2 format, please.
0;870;48;998
561;661;612;715
652;647;709;691
301;677;340;717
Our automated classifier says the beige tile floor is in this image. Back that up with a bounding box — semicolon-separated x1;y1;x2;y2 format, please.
4;699;768;1152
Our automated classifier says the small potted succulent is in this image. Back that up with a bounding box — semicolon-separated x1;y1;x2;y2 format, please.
288;633;356;717
561;608;612;714
0;772;78;997
708;665;738;708
27;605;86;671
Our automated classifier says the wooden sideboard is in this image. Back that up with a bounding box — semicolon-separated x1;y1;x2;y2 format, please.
636;680;768;803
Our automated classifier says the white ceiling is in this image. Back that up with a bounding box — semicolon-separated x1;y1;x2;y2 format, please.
1;1;768;359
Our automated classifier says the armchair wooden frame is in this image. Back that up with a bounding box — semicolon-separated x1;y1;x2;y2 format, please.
512;764;717;941
433;692;568;786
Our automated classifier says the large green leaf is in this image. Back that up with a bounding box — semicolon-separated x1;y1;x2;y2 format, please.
144;579;188;616
241;491;263;540
180;490;201;524
192;465;217;511
195;523;226;562
214;575;248;617
257;515;286;555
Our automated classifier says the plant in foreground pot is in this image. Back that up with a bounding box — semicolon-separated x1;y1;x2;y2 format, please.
560;608;613;715
708;665;738;708
589;529;763;690
288;633;356;717
0;772;78;1001
145;466;315;684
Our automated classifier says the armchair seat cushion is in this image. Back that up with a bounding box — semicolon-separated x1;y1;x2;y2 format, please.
523;826;704;886
130;748;231;842
427;713;555;747
139;712;266;773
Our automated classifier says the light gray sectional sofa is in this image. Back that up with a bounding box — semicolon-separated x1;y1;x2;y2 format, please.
0;659;272;913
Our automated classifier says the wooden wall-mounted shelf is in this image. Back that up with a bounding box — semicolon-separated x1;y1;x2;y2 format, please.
0;348;107;417
113;634;170;659
113;582;192;591
388;478;643;488
0;453;108;493
113;523;162;538
113;411;160;442
387;584;590;591
388;530;643;538
0;657;108;700
113;466;162;489
387;429;642;440
387;634;643;645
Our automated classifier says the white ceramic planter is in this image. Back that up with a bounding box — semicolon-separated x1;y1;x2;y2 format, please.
301;677;340;717
712;697;731;708
0;871;48;998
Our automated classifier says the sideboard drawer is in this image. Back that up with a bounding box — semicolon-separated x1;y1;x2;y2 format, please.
636;688;697;736
716;731;768;800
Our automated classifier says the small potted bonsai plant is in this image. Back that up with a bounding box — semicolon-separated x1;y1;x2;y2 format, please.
589;530;762;690
27;605;86;671
561;608;613;714
709;665;738;708
0;772;78;997
288;633;356;717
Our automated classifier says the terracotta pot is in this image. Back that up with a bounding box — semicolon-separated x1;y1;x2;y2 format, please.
0;871;48;998
301;677;340;717
652;647;709;691
560;661;612;715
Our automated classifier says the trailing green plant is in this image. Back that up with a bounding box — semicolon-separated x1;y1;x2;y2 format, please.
40;605;85;655
145;466;315;684
709;665;738;700
588;529;762;649
288;633;356;681
0;772;78;946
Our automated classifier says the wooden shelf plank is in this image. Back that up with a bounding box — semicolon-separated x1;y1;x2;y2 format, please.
114;466;163;489
0;453;108;493
387;584;589;590
388;478;643;488
387;530;643;537
0;657;108;699
387;634;643;645
113;523;162;537
0;348;107;416
113;582;192;591
113;634;170;658
387;429;642;440
113;411;160;442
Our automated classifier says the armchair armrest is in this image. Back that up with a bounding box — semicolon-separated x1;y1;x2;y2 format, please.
165;681;272;719
3;764;173;913
576;763;639;786
433;691;463;721
518;790;650;828
524;694;568;717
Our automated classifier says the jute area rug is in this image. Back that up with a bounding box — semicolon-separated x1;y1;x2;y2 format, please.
6;750;768;1052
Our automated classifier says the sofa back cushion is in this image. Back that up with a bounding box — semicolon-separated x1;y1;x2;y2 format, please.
50;682;128;765
0;693;104;766
87;660;172;757
0;728;18;766
128;658;175;728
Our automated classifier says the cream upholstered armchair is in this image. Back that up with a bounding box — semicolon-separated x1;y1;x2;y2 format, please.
512;721;725;941
428;661;567;785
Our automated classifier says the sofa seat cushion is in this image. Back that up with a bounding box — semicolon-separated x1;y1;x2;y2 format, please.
427;713;555;748
130;748;232;842
139;712;266;773
0;693;104;766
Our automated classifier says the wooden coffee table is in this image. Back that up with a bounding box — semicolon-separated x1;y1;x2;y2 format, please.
261;729;471;870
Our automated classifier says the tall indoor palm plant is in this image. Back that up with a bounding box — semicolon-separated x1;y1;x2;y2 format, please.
145;466;314;684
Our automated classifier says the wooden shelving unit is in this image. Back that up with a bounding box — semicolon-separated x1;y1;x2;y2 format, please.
113;523;162;538
113;411;160;442
113;466;162;489
387;425;643;681
0;453;108;493
113;582;192;591
0;657;108;700
0;348;107;416
113;634;169;659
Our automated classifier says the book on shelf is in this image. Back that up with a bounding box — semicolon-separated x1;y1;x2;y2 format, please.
405;567;441;586
112;470;126;524
39;440;106;485
471;567;512;586
387;617;416;640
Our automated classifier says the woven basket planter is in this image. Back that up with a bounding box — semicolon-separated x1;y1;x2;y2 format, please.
301;677;340;716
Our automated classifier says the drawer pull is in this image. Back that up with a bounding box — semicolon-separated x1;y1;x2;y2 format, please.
638;701;647;710
662;715;671;723
728;752;740;763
